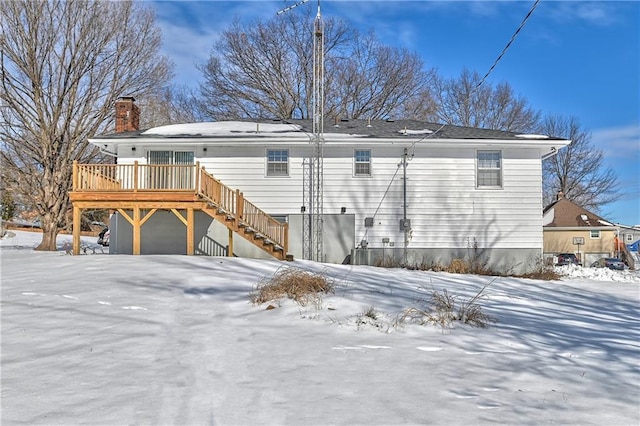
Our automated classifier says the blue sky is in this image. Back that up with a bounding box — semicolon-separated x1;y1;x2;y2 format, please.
150;0;639;226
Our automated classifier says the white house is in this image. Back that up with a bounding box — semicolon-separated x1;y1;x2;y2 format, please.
77;98;570;273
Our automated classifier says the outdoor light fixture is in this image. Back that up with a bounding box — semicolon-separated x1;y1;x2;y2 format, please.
131;147;136;152
203;147;207;152
341;207;346;214
300;206;306;213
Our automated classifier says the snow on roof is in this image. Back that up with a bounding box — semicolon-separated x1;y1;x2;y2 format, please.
398;129;433;135
515;134;550;139
142;122;303;136
139;121;370;140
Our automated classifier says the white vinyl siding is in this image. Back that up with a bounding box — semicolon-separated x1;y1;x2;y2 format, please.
266;149;289;177
354;149;371;177
181;145;544;250
477;150;502;188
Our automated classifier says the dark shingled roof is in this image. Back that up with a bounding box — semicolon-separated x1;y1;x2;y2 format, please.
95;118;567;141
286;119;542;139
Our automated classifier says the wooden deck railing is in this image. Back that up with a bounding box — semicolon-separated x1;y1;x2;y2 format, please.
73;161;195;191
72;161;289;254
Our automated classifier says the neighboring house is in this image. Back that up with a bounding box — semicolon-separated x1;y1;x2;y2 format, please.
70;97;570;273
617;223;640;266
543;195;632;268
617;223;640;250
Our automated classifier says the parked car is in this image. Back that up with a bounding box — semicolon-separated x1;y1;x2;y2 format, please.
591;257;625;270
555;253;581;266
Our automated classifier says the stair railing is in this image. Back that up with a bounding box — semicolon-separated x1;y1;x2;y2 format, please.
197;166;289;253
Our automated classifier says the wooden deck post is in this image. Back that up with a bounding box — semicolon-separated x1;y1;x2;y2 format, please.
187;208;194;255
235;190;243;231
133;206;141;255
228;228;234;257
72;161;78;191
72;206;81;255
195;162;200;195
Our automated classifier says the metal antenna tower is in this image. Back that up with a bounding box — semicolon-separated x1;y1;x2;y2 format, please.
311;0;324;262
278;0;324;262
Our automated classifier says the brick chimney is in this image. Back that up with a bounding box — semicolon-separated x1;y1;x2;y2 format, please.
115;96;140;133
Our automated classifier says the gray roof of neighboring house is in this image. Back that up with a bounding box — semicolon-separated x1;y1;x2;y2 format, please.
95;118;567;141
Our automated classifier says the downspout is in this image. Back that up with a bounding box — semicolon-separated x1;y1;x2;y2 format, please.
403;147;408;265
99;146;117;157
541;146;558;161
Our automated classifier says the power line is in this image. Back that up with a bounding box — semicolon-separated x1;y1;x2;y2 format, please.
411;0;541;145
475;0;540;91
357;0;541;245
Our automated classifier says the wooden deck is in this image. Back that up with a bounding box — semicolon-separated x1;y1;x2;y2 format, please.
69;161;291;260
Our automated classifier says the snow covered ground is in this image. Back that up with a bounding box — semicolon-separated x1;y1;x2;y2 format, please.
1;230;639;425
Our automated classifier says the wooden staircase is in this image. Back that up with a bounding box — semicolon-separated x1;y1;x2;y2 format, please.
70;162;292;260
197;169;291;260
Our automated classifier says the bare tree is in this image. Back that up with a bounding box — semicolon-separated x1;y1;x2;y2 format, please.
0;0;173;251
198;10;351;120
137;86;203;129
428;68;540;132
541;114;621;211
329;31;435;120
198;10;433;121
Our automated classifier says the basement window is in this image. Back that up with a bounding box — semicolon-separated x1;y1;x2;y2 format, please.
477;150;502;188
354;149;371;177
266;149;289;177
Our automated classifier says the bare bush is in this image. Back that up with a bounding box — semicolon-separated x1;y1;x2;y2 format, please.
363;306;378;320
517;256;561;281
400;280;496;330
250;267;334;307
448;259;468;274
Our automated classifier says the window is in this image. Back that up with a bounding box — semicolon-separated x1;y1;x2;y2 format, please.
148;151;194;165
354;149;371;176
590;230;601;239
626;234;633;242
477;150;502;188
267;149;289;177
